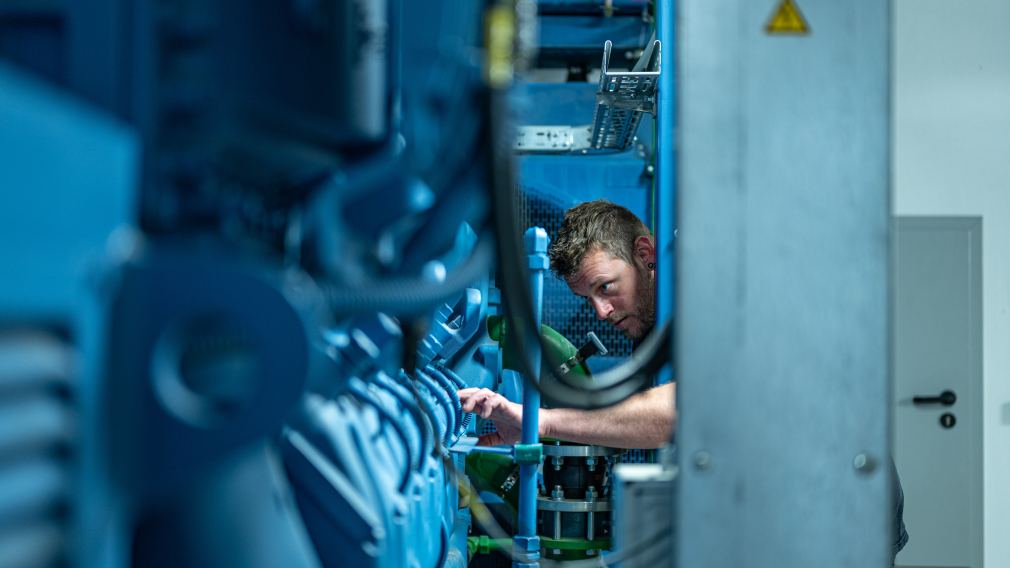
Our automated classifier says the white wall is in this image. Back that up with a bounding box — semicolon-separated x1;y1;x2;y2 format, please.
892;1;1010;565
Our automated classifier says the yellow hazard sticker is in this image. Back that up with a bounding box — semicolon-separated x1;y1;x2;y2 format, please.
766;0;809;35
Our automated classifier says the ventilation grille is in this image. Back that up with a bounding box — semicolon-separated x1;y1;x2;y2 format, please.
0;330;75;567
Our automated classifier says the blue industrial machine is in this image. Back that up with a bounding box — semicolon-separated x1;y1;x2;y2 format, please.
0;1;672;567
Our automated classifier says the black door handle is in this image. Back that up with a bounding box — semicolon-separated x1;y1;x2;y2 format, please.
913;390;956;406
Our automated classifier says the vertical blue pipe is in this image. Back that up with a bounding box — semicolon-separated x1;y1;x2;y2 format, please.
655;0;676;385
514;227;548;567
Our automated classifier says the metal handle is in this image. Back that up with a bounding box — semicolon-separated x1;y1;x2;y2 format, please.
912;390;956;406
556;332;609;376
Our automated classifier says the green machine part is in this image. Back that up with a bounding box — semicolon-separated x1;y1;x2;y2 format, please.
466;536;511;557
466;317;609;559
469;315;590;531
465;451;521;521
485;315;593;386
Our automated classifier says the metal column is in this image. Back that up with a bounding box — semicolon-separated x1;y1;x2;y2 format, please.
675;0;892;567
655;0;677;388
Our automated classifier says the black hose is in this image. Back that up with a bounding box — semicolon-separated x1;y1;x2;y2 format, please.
324;230;495;316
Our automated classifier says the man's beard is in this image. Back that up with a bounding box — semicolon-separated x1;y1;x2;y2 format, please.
636;266;656;337
631;265;657;339
609;266;656;340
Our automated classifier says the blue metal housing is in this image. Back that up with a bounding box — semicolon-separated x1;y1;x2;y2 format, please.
0;1;669;567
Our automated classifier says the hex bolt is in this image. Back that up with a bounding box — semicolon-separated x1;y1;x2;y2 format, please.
552;456;564;471
853;453;877;474
693;451;712;471
586;457;597;472
586;486;597;542
552;485;563;540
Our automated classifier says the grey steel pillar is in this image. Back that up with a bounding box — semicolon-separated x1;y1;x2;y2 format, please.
675;1;892;567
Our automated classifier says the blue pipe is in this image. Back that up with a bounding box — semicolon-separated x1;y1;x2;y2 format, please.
425;365;465;439
434;363;468;389
372;371;433;467
426;365;468;443
415;369;456;446
514;227;548;567
396;370;444;452
435;364;473;440
655;0;676;385
344;379;415;493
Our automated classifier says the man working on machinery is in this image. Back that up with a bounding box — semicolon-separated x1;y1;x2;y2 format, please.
457;199;908;558
459;199;673;449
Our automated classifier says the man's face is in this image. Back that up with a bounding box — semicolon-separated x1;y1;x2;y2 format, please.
566;247;655;340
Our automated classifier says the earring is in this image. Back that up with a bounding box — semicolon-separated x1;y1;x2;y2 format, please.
647;262;655;270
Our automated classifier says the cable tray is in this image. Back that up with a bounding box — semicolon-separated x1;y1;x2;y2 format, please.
590;38;661;151
514;39;661;155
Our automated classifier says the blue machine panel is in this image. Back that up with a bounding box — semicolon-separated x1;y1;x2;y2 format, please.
0;1;670;567
0;62;138;321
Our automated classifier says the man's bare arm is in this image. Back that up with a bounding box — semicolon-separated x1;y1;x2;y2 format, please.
458;382;676;449
541;382;675;449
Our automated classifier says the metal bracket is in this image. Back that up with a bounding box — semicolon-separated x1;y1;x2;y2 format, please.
513;443;544;465
513;38;661;154
590;38;661;150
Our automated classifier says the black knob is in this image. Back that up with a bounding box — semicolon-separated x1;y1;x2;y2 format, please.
913;390;956;406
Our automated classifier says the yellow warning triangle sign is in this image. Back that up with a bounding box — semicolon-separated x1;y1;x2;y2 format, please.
766;0;809;35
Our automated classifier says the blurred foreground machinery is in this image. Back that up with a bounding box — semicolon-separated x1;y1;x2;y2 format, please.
0;0;677;567
0;0;492;566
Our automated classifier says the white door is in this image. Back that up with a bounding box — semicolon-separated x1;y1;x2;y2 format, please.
893;217;983;568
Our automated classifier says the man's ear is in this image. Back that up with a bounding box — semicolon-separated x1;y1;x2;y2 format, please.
633;235;656;267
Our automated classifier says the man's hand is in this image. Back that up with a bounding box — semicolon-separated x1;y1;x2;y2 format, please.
457;388;524;446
